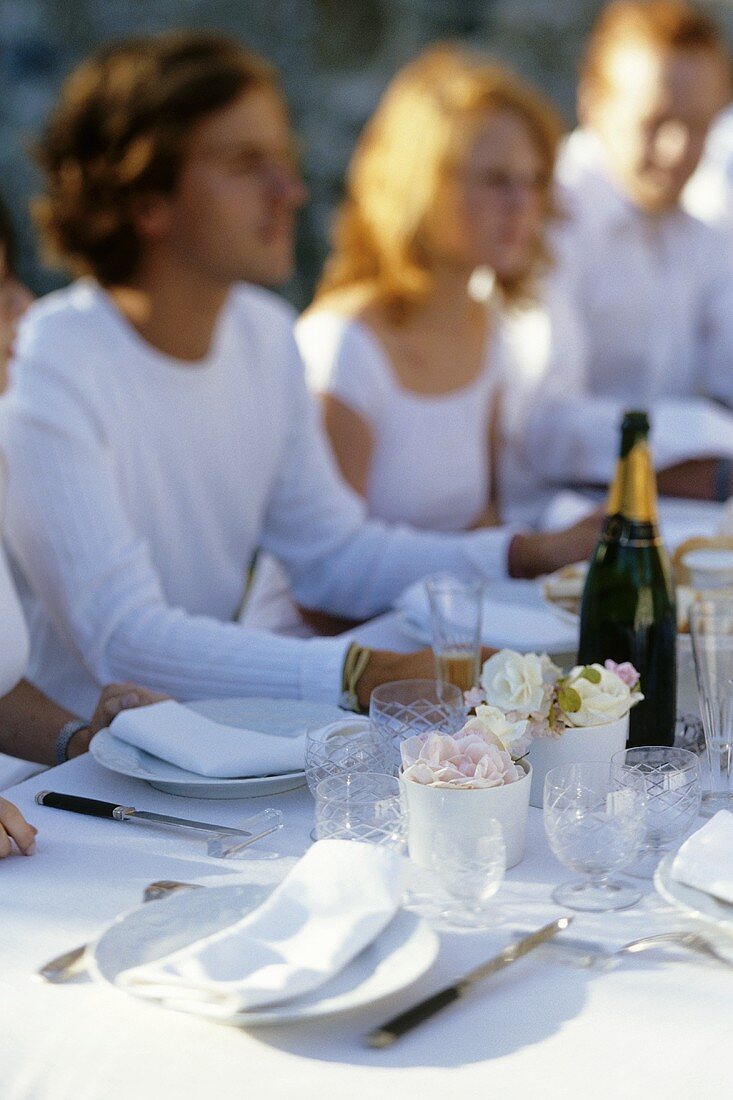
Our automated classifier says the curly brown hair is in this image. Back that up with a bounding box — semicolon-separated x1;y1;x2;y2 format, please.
34;32;279;284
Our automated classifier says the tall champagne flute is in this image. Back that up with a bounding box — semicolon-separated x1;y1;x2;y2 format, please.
689;602;733;814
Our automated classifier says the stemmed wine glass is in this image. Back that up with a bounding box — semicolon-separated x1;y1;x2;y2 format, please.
544;762;647;911
611;746;701;877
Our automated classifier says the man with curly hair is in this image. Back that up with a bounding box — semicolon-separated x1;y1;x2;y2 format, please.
0;33;596;716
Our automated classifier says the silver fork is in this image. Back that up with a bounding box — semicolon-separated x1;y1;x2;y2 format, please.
557;930;733;969
620;931;733;967
37;879;200;983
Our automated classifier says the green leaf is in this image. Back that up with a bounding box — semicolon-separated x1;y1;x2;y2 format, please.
579;666;602;685
557;686;582;713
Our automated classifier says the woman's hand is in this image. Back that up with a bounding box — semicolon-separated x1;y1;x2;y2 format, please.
509;510;603;579
0;797;37;857
87;683;169;737
66;683;170;758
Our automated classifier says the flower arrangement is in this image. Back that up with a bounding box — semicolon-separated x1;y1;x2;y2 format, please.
465;650;643;740
399;652;643;791
400;705;529;789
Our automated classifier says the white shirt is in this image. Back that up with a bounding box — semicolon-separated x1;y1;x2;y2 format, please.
684;103;733;241
519;127;733;485
298;311;501;531
1;280;513;715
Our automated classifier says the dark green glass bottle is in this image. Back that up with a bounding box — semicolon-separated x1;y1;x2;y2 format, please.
578;411;676;748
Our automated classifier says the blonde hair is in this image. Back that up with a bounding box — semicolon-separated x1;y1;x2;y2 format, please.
316;43;563;319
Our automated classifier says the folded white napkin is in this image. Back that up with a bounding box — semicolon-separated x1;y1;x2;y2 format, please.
395;578;577;653
116;839;404;1016
109;700;305;778
670;811;733;905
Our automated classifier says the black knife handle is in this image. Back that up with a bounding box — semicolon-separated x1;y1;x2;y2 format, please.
35;791;125;819
365;985;462;1047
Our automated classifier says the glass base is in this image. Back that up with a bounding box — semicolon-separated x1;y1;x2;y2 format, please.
552;878;642;912
622;847;665;880
701;792;733;817
436;904;504;931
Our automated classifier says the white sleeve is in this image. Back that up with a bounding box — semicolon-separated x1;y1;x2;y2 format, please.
258;336;515;618
297;312;390;426
2;361;351;705
698;232;733;408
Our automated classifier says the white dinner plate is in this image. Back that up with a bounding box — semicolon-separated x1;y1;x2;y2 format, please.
90;698;347;798
396;577;578;655
90;881;439;1026
654;852;733;935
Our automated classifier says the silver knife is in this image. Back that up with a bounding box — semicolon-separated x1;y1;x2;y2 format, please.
35;790;252;837
365;916;573;1048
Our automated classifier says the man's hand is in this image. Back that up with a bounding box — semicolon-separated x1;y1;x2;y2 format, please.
356;647;497;708
0;797;37;857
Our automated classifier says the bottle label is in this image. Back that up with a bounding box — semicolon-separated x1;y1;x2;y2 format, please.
600;516;661;548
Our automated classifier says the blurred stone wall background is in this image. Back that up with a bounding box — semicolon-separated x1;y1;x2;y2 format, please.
1;0;732;305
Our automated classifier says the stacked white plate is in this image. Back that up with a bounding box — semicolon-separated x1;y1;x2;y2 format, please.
90;697;347;798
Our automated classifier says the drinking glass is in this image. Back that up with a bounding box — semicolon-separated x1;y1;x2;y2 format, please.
425;574;484;692
305;718;394;840
314;772;407;852
369;679;465;771
305;718;393;793
427;820;506;929
611;747;701;877
544;762;646;911
689;602;733;814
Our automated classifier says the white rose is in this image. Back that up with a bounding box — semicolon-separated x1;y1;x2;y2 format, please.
480;650;548;716
561;664;644;727
463;704;529;753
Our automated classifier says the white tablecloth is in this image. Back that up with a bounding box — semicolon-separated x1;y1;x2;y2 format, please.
2;763;732;1098
2;615;732;1099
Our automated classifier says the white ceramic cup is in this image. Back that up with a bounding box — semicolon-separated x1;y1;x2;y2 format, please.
400;760;531;869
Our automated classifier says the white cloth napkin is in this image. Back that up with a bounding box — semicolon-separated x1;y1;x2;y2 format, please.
395;578;577;653
670;811;733;905
109;700;305;778
116;840;404;1016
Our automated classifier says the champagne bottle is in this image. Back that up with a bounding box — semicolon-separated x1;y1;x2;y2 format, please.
578;411;676;748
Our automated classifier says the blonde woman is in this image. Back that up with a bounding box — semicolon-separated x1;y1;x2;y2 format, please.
298;44;585;535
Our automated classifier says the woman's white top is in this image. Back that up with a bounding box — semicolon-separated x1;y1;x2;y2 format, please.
1;280;513;716
297;311;502;532
0;466;28;698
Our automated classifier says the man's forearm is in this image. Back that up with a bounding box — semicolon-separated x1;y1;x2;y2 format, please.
656;458;722;500
0;680;80;764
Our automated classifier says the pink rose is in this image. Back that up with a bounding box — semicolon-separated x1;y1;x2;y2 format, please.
603;659;641;688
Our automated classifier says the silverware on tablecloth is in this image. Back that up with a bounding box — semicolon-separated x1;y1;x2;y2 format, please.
555;930;733;969
365;916;573;1048
37;879;200;983
34;791;255;837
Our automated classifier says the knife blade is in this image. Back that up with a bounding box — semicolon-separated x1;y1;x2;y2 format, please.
35;790;252;837
365;916;573;1048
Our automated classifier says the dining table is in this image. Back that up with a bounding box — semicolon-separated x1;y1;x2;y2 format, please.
1;611;732;1100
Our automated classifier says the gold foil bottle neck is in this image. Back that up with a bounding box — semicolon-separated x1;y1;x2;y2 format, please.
606;438;659;524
